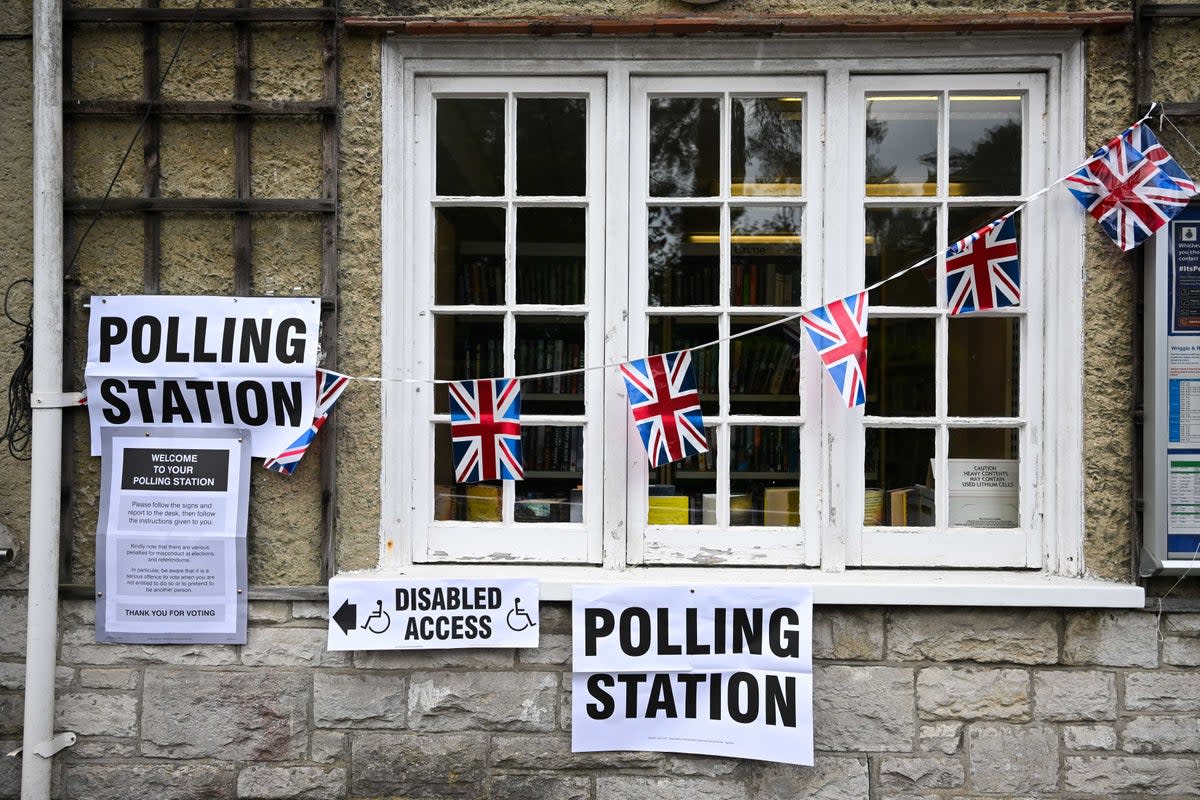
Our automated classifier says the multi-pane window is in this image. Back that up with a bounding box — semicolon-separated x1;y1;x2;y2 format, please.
386;46;1075;578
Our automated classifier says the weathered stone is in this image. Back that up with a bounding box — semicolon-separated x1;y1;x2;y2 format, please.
812;608;884;660
813;666;913;751
60;627;239;666
0;693;22;736
1162;636;1200;666
311;729;346;763
880;756;963;789
291;600;327;620
237;765;346;799
60;600;95;626
1064;724;1118;751
0;662;70;690
69;740;138;758
0;739;17;799
0;595;25;656
539;603;572;634
247;601;290;623
887;608;1058;664
353;648;514;670
78;668;138;690
64;763;235;800
1033;670;1116;720
490;733;661;769
1164;613;1200;635
54;691;137;737
314;671;406;728
1122;716;1200;753
917;722;962;754
1063;611;1159;668
1064;756;1200;794
1125;671;1200;710
560;680;571;732
598;776;747;800
239;626;347;667
519;634;571;666
968;723;1058;794
746;757;870;800
487;774;590;800
142;669;308;760
409;671;558;732
351;732;488;797
916;667;1030;720
664;755;741;777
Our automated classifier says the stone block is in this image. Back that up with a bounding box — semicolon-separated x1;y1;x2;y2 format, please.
917;722;962;754
813;665;913;751
0;739;17;799
1063;611;1159;668
291;601;328;620
746;757;870;800
1064;724;1117;751
887;608;1058;664
409;671;559;732
0;595;25;656
314;671;406;728
78;668;139;690
237;765;346;799
1162;636;1200;666
539;603;572;634
1164;613;1200;635
351;732;488;797
519;634;571;666
490;733;661;769
1064;756;1200;794
812;608;884;660
141;669;308;760
0;692;22;736
240;626;347;667
64;763;235;800
916;667;1030;720
54;691;137;737
597;776;746;800
69;740;138;759
1125;671;1200;711
487;774;590;800
1033;670;1116;720
967;723;1058;794
60;627;239;666
247;601;290;623
311;729;346;763
354;648;513;670
1122;715;1200;753
664;755;740;777
0;662;67;690
879;756;964;789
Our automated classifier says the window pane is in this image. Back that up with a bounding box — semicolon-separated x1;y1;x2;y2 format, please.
517;207;585;305
950;93;1022;196
730;426;801;527
649;97;720;197
436;98;504;196
865;427;935;526
433;315;503;414
649;317;718;416
517;97;587;196
732;97;804;196
947;429;1019;528
435;207;505;306
648;206;720;307
519;425;584;523
867;318;935;417
648;439;715;526
949;317;1019;417
433;425;501;522
516;315;584;415
866;94;938;196
729;318;800;416
866;207;937;307
731;206;803;307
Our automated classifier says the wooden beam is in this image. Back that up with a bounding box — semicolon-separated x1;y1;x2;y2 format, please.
65;197;333;212
67;99;335;116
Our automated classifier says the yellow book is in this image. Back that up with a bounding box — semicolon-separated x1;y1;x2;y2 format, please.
863;488;885;526
466;484;501;522
648;495;690;525
763;487;800;526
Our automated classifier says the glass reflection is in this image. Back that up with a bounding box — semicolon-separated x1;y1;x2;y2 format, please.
732;97;804;196
649;97;720;197
947;429;1019;528
517;97;587;196
864;427;935;526
866;95;938;196
648;438;715;526
729;318;800;415
519;425;584;523
866;206;937;306
433;315;503;414
866;318;935;417
648;206;720;306
649;318;718;416
949;94;1022;196
949;317;1019;417
731;206;803;307
515;315;585;415
435;207;505;306
436;98;504;196
434;425;501;522
517;207;585;305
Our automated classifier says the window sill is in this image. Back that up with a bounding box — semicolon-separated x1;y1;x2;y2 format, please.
351;566;1143;608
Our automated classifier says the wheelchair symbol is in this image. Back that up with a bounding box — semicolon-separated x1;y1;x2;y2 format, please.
506;597;536;632
364;599;391;634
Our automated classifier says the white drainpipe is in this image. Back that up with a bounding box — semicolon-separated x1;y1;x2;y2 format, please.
22;0;66;794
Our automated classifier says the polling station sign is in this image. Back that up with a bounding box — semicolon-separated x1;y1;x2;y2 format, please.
572;584;813;766
85;295;320;459
327;575;539;650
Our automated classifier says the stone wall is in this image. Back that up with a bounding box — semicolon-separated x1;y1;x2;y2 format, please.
3;602;1200;798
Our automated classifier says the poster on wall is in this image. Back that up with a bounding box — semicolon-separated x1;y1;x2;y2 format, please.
95;427;250;644
1165;213;1200;557
571;584;814;766
84;295;321;459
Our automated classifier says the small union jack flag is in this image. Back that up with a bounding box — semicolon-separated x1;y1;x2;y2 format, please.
945;215;1021;315
1066;131;1192;251
1123;122;1197;196
801;292;868;408
450;378;523;483
620;351;709;468
264;369;350;475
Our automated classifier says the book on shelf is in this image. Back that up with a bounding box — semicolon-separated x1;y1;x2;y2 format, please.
887;485;935;526
946;458;1019;528
864;488;885;526
764;487;800;526
465;484;501;522
700;493;753;525
648;495;690;525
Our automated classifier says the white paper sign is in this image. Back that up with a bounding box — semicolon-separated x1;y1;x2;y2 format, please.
85;295;321;458
327;575;539;650
572;584;813;765
96;428;250;644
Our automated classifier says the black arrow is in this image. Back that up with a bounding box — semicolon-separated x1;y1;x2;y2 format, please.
332;599;357;635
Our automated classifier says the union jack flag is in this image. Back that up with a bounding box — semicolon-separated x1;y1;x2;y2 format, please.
264;369;350;475
945;215;1021;315
1066;131;1192;251
1123;121;1197;196
450;378;523;483
620;351;709;468
801;292;868;408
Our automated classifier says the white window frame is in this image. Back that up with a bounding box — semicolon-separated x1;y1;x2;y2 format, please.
379;36;1143;607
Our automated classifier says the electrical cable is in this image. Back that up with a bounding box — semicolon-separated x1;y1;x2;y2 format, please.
1;279;33;460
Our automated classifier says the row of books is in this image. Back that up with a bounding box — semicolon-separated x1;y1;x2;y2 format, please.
455;256;505;305
516;338;584;394
732;261;802;307
646;487;800;526
524;426;583;472
452;256;588;306
730;426;800;473
436;483;582;523
730;338;798;396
